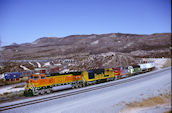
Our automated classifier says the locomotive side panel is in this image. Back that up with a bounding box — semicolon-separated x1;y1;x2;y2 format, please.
103;68;114;79
82;68;115;85
34;74;83;88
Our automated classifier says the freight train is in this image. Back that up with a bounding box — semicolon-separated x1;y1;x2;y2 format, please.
3;72;33;85
24;62;155;96
3;66;59;85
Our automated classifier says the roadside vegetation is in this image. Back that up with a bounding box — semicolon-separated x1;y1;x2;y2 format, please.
0;90;24;103
162;59;171;68
120;92;171;113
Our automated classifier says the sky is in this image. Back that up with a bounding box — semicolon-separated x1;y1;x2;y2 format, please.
0;0;171;46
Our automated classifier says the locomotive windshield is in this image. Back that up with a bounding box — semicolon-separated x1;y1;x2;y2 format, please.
30;75;39;80
41;76;45;79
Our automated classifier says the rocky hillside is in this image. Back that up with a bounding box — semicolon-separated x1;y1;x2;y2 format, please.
0;52;139;73
1;33;171;60
0;33;171;73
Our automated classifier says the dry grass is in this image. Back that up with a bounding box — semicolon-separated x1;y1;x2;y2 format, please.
2;90;24;97
0;90;25;104
164;111;172;113
3;92;10;95
126;93;171;108
162;59;171;68
0;79;5;86
119;93;171;113
0;90;24;103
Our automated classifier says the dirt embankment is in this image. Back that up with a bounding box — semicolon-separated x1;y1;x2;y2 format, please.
120;93;171;113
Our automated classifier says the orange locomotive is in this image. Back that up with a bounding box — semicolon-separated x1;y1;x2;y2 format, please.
24;72;83;96
24;68;116;96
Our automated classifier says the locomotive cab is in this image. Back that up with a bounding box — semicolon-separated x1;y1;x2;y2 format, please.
113;67;121;75
24;73;46;96
29;73;46;82
30;74;39;81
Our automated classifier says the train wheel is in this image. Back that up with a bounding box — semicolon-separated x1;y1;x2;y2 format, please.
33;90;39;96
114;77;117;80
46;88;51;94
78;84;82;88
82;84;86;87
72;85;75;89
28;90;33;96
75;85;79;88
24;91;28;96
106;79;109;82
93;82;96;85
40;89;45;95
117;76;119;80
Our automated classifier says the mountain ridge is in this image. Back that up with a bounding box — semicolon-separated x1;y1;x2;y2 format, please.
1;32;171;60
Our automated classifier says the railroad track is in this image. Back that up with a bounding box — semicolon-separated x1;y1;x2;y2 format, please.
0;67;169;112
